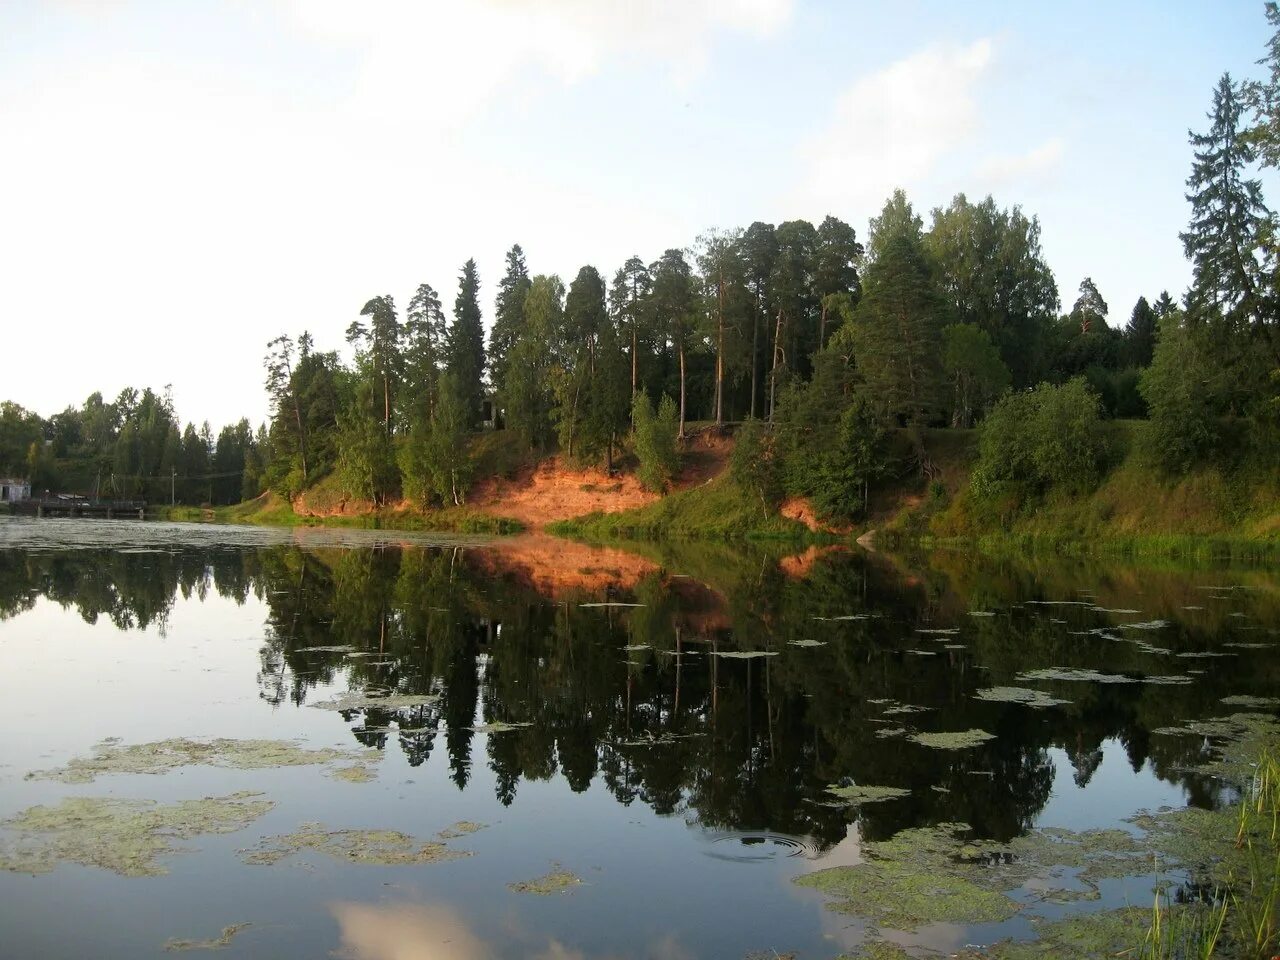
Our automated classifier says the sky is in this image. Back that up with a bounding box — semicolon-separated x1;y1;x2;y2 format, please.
0;0;1271;428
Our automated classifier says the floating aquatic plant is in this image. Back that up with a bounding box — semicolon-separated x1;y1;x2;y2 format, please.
974;687;1072;708
163;923;251;952
508;866;582;894
309;691;440;711
26;738;373;784
0;792;275;877
241;823;469;867
825;784;911;806
909;729;996;750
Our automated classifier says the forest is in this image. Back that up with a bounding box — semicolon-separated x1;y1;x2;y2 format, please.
2;12;1278;530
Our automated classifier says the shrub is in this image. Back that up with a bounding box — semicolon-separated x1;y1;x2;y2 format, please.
730;417;781;510
972;378;1107;499
632;390;680;492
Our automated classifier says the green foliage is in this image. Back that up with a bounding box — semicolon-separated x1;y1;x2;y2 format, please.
925;193;1058;387
334;385;397;505
399;373;474;507
941;324;1010;428
774;349;890;523
847;191;948;425
446;259;485;428
729;417;781;510
1139;313;1224;473
632;390;680;493
487;244;532;400
972;379;1108;499
503;274;562;450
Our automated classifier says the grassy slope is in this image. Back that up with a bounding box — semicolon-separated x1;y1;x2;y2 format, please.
548;473;809;541
889;421;1280;557
153;490;523;534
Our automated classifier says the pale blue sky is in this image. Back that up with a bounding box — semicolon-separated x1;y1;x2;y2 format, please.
0;1;1270;427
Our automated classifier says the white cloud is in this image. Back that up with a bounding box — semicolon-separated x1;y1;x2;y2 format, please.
975;136;1065;187
793;38;994;217
0;0;792;427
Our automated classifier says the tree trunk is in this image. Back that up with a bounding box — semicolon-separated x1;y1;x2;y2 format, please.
749;302;759;419
715;275;725;426
678;343;687;439
291;397;308;482
768;309;783;422
819;297;828;351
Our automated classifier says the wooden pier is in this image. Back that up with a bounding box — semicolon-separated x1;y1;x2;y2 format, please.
10;498;148;519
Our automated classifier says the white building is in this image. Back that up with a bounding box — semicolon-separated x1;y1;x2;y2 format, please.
1;478;31;503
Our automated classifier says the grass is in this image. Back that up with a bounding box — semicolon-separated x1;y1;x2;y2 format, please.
1139;749;1280;959
151;493;523;535
886;421;1280;559
548;473;810;541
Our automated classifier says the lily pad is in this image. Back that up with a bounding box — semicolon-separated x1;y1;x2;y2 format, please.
709;651;779;659
788;638;827;648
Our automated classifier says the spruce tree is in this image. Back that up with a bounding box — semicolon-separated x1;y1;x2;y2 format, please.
488;245;531;399
1125;296;1157;367
446;259;485;427
1182;73;1272;334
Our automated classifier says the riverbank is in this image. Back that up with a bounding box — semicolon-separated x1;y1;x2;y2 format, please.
149;420;1280;561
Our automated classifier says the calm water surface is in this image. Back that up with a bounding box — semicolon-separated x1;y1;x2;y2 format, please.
0;518;1277;958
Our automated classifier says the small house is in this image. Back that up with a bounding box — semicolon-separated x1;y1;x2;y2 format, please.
1;478;31;503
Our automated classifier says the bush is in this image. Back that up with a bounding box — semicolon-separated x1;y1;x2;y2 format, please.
730;417;781;510
972;378;1107;498
632;390;680;492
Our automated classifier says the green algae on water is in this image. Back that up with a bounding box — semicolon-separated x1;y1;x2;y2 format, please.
974;687;1071;708
1016;667;1138;684
163;923;251;952
329;765;376;784
1221;694;1280;708
825;784;911;806
436;821;486;840
0;792;274;877
788;638;827;648
26;738;373;783
309;691;440;711
795;823;1019;931
909;729;996;749
468;721;532;733
508;866;582;895
709;650;779;659
241;823;470;867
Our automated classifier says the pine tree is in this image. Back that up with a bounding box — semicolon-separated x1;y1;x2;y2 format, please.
813;215;863;349
845;192;948;426
650;249;697;437
608;257;653;401
403;283;446;427
347;295;401;435
695;228;749;425
1070;278;1109;333
446;259;486;427
740;222;778;419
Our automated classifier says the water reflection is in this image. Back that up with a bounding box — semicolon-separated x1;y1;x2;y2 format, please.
2;525;1278;854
